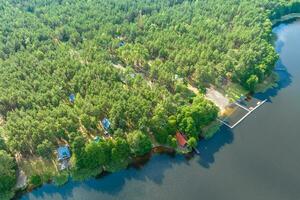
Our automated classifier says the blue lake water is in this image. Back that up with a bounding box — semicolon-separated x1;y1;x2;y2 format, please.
21;20;300;200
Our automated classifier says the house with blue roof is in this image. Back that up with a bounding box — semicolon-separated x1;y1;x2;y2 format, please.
57;146;71;161
102;118;111;130
69;93;75;103
119;41;125;47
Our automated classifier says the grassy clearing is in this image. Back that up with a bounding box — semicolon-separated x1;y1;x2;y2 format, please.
214;72;279;102
213;82;248;102
176;147;191;154
18;157;58;181
222;83;248;102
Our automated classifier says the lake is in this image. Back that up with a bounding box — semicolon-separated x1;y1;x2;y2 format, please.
21;20;300;200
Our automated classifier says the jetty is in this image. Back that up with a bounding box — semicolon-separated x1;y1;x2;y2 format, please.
193;147;200;155
218;99;267;129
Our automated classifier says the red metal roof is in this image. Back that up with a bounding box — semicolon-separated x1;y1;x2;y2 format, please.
176;132;187;147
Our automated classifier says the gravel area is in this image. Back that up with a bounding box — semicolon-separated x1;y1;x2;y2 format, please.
205;87;230;112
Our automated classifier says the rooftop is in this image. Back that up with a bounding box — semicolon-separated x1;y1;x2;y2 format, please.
102;118;111;130
176;132;187;147
57;146;71;161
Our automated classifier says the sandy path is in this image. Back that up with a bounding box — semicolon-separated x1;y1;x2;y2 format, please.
16;169;27;189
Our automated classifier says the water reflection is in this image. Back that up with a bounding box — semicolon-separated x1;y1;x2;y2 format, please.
252;23;292;104
22;154;191;200
22;128;237;200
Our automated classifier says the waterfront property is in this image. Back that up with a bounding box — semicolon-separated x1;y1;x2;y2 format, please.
69;94;75;103
101;118;111;130
176;132;187;148
57;146;71;170
218;98;267;129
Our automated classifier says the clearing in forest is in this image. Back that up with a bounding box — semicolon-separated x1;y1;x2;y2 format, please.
205;87;230;114
187;84;230;113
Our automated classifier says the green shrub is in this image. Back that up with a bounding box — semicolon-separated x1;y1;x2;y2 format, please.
29;175;42;187
53;171;69;186
71;168;102;182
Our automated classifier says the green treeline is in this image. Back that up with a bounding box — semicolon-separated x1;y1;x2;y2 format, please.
0;136;16;200
270;1;300;20
0;0;299;198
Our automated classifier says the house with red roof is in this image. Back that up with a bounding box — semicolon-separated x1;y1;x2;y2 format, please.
176;132;187;148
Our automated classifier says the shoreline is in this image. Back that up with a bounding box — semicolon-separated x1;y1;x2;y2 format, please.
12;145;177;200
272;13;300;27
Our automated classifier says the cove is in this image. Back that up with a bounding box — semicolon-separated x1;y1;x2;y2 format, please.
20;20;300;200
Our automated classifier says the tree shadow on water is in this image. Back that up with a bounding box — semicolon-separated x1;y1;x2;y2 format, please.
255;59;292;103
23;129;235;199
197;126;234;168
85;154;182;193
22;127;236;199
22;154;189;200
255;24;293;102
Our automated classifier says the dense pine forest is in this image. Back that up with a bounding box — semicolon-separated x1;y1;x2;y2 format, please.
0;0;300;199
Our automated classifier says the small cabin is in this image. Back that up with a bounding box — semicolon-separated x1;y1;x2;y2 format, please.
119;41;125;47
176;132;187;148
69;94;75;103
57;146;71;161
102;118;111;130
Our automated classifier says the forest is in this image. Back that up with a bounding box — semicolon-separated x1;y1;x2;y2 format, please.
0;0;299;199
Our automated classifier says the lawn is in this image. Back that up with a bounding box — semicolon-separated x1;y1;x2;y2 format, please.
17;156;58;182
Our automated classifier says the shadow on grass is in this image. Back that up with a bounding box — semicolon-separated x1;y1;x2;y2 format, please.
20;154;190;200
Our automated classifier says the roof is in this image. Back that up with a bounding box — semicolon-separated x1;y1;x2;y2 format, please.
57;146;71;160
119;41;125;47
102;118;111;130
176;132;187;147
69;94;75;103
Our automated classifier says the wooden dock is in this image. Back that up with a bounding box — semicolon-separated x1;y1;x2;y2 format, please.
234;102;250;112
218;99;267;129
193;147;200;155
